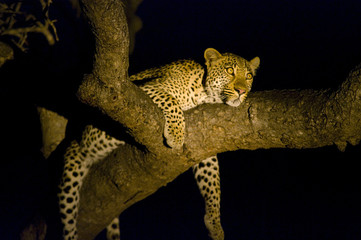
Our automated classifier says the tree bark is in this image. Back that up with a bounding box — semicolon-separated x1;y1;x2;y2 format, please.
60;0;361;239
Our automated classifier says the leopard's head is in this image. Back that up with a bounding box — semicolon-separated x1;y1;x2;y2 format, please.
204;48;260;107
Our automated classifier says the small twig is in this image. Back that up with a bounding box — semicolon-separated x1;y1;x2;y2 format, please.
0;0;59;52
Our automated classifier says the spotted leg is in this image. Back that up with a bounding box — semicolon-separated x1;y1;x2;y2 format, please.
192;156;224;240
58;125;124;240
140;85;185;149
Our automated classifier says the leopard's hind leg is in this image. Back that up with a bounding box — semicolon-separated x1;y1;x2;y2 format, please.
58;140;84;239
58;125;124;240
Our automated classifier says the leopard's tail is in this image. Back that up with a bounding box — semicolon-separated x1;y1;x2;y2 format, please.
129;60;193;81
129;66;164;81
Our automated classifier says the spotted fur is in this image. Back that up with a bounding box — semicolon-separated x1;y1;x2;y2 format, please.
192;156;223;240
58;126;125;239
58;48;260;240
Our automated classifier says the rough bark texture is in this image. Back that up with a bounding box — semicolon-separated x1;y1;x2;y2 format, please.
72;1;361;239
78;0;165;155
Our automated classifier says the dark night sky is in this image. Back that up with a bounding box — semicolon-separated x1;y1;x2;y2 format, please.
1;0;361;240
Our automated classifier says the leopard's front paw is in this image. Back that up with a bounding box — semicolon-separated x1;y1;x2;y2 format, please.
164;122;184;149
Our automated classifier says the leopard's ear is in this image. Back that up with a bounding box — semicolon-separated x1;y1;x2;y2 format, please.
250;57;260;71
204;48;223;63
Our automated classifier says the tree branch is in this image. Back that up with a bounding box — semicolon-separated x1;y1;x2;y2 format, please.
78;0;166;154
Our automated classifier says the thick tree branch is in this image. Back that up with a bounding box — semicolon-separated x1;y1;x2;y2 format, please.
78;0;166;153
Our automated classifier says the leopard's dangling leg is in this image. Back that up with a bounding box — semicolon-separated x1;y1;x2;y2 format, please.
192;156;224;240
58;125;124;240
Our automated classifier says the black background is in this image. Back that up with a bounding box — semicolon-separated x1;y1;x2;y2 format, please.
1;0;361;239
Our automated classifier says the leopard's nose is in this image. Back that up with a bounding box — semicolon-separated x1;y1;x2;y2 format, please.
236;89;246;95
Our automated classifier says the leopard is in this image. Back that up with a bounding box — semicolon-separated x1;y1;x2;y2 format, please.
57;48;260;240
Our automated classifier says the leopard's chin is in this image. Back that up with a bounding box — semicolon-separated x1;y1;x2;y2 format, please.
225;98;241;107
225;90;249;107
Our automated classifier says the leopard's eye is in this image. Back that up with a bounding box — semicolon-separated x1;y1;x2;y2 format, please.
246;73;253;79
226;67;234;75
